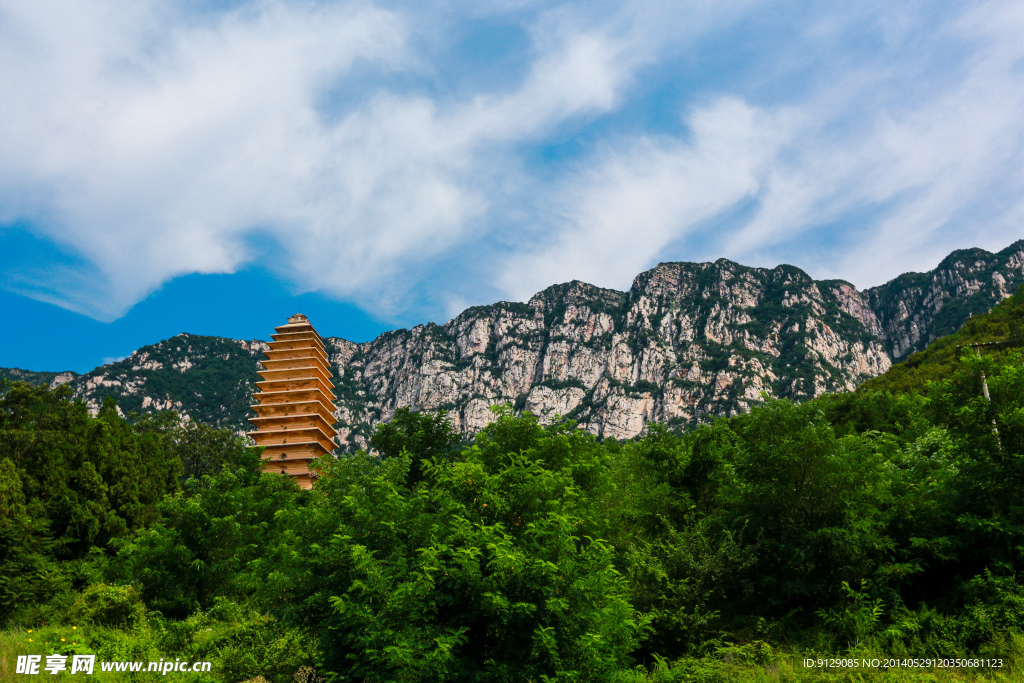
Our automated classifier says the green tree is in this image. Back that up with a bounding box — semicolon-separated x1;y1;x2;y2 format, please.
369;407;461;485
605;423;749;658
0;383;181;560
0;457;61;621
111;447;302;618
722;400;896;615
925;351;1024;581
279;409;646;681
174;420;256;482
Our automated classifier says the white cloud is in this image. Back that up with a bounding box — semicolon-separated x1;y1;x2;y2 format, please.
498;97;799;299
498;0;1024;296
730;0;1024;285
0;0;412;318
3;0;728;320
0;0;1021;327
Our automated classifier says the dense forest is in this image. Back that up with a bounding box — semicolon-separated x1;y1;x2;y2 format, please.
2;292;1024;681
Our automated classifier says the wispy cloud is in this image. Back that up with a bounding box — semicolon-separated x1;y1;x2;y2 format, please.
0;0;1020;326
725;0;1024;284
499;0;1024;295
498;97;800;300
0;0;411;318
2;0;723;319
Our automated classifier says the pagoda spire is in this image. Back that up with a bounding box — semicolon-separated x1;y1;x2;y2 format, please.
248;313;338;489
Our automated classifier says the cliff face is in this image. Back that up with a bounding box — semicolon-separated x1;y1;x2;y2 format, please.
329;258;894;447
4;240;1021;444
865;241;1024;358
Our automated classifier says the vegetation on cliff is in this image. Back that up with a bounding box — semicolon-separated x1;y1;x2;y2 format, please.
860;285;1024;395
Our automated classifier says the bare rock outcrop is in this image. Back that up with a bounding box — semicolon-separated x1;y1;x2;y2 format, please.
18;239;1020;446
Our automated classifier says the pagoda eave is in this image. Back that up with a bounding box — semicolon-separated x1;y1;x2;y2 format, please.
257;366;334;384
255;377;335;394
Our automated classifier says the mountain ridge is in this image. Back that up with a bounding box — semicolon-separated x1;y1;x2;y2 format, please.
3;239;1022;447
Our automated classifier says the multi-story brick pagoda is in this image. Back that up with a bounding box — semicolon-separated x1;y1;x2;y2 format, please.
248;314;338;489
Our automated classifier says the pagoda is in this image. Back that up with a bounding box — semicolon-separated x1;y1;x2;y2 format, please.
248;314;338;489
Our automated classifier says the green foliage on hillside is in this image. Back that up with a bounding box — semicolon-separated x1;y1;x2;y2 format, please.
288;409;646;681
3;342;1024;681
81;334;262;430
861;286;1024;394
0;380;270;625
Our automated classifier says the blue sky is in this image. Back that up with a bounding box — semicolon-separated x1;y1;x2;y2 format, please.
1;0;1022;373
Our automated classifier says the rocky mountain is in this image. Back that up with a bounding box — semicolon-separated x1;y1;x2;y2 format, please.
0;367;78;388
865;243;1024;358
3;240;1022;448
2;336;269;429
859;281;1024;395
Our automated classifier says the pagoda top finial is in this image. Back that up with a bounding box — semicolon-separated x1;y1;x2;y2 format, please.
288;313;309;324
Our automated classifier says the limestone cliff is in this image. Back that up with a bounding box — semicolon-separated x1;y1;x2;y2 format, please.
4;240;1021;444
865;241;1024;358
329;258;894;447
327;240;1023;447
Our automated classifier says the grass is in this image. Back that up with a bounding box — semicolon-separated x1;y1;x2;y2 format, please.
0;598;315;682
1;623;176;682
5;625;1022;682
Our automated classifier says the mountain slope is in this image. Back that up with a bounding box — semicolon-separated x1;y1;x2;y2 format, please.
859;284;1024;394
2;240;1022;445
63;334;268;429
865;240;1024;358
0;367;78;388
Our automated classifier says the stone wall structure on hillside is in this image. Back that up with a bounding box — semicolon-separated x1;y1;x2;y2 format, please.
248;314;338;489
